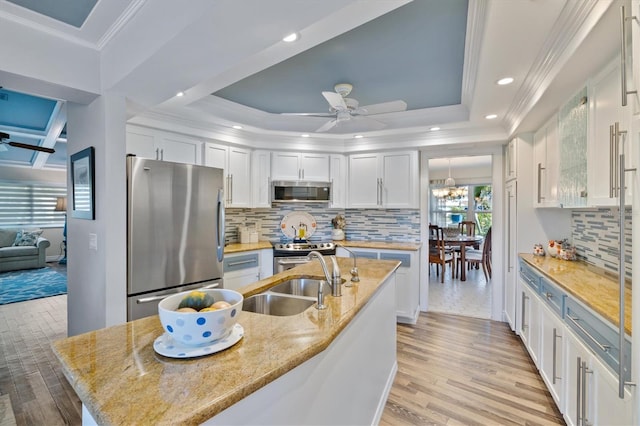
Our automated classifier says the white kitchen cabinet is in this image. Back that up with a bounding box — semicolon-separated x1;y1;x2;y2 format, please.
271;152;330;181
126;125;202;165
259;248;273;280
348;151;418;208
204;143;252;208
564;331;597;426
518;271;540;367
336;247;419;324
588;60;634;207
504;181;517;331
252;150;271;208
539;301;565;409
505;138;517;181
223;252;261;292
532;115;559;207
329;154;346;208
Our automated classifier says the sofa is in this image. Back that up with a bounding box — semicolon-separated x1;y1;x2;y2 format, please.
0;229;51;272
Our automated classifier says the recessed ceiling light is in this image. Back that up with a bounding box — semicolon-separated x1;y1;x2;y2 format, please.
301;134;310;138
430;127;440;131
176;91;184;97
282;32;299;42
354;135;363;139
232;125;243;130
496;77;514;86
485;114;498;120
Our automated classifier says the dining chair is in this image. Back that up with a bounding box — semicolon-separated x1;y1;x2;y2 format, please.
428;226;454;283
457;226;492;281
458;220;476;236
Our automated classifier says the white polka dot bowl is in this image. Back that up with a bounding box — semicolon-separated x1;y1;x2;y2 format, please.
158;289;243;346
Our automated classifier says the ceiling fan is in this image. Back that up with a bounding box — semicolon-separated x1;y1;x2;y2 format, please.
0;131;55;154
282;83;407;132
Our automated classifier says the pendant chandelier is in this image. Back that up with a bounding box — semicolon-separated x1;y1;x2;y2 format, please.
432;158;467;199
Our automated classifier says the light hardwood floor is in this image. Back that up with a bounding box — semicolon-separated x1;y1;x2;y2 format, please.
0;294;564;425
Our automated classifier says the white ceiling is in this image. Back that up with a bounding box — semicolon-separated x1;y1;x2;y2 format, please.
0;0;624;166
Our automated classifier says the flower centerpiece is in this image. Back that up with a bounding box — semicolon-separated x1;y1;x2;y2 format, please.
331;214;346;240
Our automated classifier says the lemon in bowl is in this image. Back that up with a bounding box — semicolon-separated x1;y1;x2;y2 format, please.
158;289;243;346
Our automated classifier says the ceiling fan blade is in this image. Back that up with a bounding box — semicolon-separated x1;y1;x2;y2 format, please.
280;112;335;117
322;91;347;111
355;100;407;115
315;119;338;132
7;141;55;154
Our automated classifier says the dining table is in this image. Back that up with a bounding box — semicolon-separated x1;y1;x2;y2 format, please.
432;234;484;281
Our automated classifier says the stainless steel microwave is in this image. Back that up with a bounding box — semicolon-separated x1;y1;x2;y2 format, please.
271;180;332;203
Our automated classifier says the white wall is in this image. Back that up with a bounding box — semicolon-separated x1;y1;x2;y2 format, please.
66;93;127;336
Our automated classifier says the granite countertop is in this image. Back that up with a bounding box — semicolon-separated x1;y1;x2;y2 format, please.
519;253;631;336
224;241;272;253
337;240;421;251
52;258;400;426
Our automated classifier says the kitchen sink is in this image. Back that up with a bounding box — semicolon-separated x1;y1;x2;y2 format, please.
269;277;347;297
242;293;316;316
269;278;325;298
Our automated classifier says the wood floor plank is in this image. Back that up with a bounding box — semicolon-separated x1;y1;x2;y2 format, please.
381;312;565;426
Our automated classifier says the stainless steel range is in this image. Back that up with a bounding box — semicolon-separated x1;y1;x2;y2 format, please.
272;241;336;273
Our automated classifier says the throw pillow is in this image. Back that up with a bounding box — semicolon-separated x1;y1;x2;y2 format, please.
0;230;18;248
13;230;43;246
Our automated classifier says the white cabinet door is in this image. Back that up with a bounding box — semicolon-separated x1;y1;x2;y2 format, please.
159;134;201;165
565;331;596;426
227;147;252;208
348;153;380;208
588;60;634;207
271;152;301;180
300;154;330;181
126;126;201;165
271;152;330;181
593;355;635;426
504;181;517;331
539;302;564;409
252;150;271;208
126;127;157;159
204;143;227;170
519;282;540;366
533;116;559;207
381;151;417;208
259;249;273;280
330;155;346;208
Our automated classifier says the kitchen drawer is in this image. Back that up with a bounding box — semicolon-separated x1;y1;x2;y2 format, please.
379;252;411;268
224;253;259;273
352;251;378;260
519;262;540;292
565;298;631;381
539;277;565;317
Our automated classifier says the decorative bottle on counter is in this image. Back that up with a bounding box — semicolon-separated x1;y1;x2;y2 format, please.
332;229;345;241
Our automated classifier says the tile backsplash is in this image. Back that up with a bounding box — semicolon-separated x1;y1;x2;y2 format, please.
571;208;632;278
225;203;420;244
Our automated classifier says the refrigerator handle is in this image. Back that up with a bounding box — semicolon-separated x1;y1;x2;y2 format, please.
217;188;225;262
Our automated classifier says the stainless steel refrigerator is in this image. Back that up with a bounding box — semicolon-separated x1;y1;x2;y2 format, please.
126;156;225;320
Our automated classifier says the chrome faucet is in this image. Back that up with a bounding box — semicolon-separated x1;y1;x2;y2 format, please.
336;244;360;284
307;251;342;310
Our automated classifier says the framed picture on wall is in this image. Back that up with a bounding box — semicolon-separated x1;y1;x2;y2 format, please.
70;146;95;220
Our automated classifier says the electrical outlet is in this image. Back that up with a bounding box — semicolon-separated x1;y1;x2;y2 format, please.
89;233;97;251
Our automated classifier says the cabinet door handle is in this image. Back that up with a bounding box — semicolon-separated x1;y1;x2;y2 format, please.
537;163;545;203
614;122;620;197
620;6;637;107
521;291;528;331
567;314;610;352
582;360;592;426
507;192;512;271
160;149;164;161
576;357;582;426
552;328;561;384
229;174;233;204
610;124;615;198
302;169;304;180
155;148;160;160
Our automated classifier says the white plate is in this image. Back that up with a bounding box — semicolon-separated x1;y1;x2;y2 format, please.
280;212;317;239
153;323;244;359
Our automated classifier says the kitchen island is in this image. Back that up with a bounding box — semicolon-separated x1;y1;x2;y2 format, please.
52;257;400;425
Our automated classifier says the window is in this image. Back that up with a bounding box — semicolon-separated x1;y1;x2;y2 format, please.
0;181;67;228
430;183;492;236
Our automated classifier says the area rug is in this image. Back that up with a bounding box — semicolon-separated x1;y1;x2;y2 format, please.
0;267;67;305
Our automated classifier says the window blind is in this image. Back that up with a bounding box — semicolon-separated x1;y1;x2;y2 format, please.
0;181;67;228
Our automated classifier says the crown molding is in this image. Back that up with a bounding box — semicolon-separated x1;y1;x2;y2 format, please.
504;0;613;135
461;0;487;107
97;0;147;50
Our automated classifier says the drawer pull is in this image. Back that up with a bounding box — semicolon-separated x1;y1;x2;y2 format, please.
567;315;610;353
228;259;257;267
545;292;553;300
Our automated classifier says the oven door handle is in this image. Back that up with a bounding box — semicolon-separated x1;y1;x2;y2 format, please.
276;258;310;265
